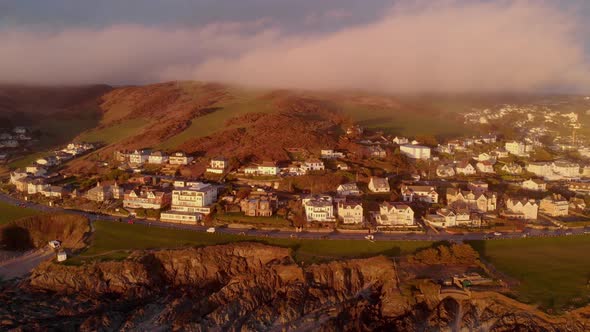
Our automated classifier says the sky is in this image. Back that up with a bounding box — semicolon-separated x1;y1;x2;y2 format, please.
1;0;590;93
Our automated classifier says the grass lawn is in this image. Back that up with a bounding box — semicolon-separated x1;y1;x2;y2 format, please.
69;220;431;265
468;236;590;312
216;212;291;227
8;152;50;169
0;201;40;225
75;118;149;145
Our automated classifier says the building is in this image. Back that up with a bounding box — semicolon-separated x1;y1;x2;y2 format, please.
552;161;580;178
302;195;336;222
368;177;390;193
400;144;431;159
337;201;364;224
568;182;590;193
476;161;495;174
473;152;494;162
336;183;361;196
455;161;476;176
169;152;193;165
160;210;203;224
148;151;169;164
505;141;528;156
375;202;415;226
492;148;510;159
367;145;387;158
501;163;523;175
504;198;538;220
206;157;228;174
302;159;325;172
425;208;473;228
526;162;553;179
86;182;113;202
400;184;438;203
436;164;456;178
244;161;280;176
539;194;569;217
40;186;65;198
123;188;171;210
240;195;275;217
170;183;217;214
467;181;488;194
521;179;547;191
392;136;409;145
320;149;345;159
129;150;150;164
36;156;59;167
447;188;497;212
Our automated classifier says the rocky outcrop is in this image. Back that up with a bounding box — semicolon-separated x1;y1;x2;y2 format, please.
2;242;590;331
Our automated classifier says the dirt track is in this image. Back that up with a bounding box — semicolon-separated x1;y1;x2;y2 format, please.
0;249;53;280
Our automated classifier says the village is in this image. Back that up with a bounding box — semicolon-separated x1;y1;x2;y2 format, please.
3;107;590;237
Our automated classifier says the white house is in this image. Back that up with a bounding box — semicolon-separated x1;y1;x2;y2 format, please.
400;184;438;203
303;159;325;172
436;164;456;178
337;201;364;224
375;202;415;226
392;136;409;145
320;149;345;159
552;161;580;178
476;161;495;174
521;179;547;191
505;198;538;220
473;152;494;162
455;161;476;176
302;195;336;222
148;151;168;164
336;183;361;196
400;144;431;159
526;162;553;179
501;163;523;175
505;141;528;156
169;152;193;165
245;161;280;176
129;150;150;164
206;157;228;174
368;177;390;193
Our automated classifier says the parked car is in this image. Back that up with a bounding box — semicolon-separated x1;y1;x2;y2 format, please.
206;227;216;233
127;219;135;224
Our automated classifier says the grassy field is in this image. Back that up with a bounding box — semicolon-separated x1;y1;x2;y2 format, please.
75;118;149;145
0;201;40;225
469;236;590;312
69;220;431;265
8;152;49;169
216;212;292;227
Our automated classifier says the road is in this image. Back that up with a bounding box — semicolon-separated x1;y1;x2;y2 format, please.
0;248;54;280
1;192;588;242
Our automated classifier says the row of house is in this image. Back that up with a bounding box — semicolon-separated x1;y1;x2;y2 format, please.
116;150;194;166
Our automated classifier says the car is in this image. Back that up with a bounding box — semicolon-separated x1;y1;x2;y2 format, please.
206;227;216;233
127;219;135;224
365;235;375;241
493;232;502;236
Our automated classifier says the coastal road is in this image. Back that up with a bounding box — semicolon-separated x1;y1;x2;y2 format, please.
1;192;588;242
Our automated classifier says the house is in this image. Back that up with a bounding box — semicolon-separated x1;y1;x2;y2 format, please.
367;145;387;159
25;165;47;177
169;182;217;215
337;183;361;196
539;194;569;217
240;192;277;217
0;153;8;163
436;164;456;178
392;136;409;145
302;159;325;172
123;188;171;210
505;141;528;156
476;161;495;173
504;198;538;220
368;177;390;193
129;150;150;164
425;208;474;228
582;166;590;178
57;250;67;262
521;179;547;191
169;152;193;165
245;161;280;176
206;157;228;174
320;149;345;159
568;182;590;193
13;127;27;134
400;144;431;159
346;125;363;136
336;162;349;171
302;195;336;222
40;185;65;198
492;148;510;159
552;161;580;178
569;197;587;211
400;184;438;203
473;152;494;162
455;161;476;176
36;156;59;167
0;140;19;148
501;163;523;175
86;182;112;202
526;162;553;179
446;188;497;212
375;202;415;226
148;151;169;164
337;201;364;224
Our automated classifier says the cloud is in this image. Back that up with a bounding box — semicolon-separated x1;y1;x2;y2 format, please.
194;1;590;93
0;1;589;93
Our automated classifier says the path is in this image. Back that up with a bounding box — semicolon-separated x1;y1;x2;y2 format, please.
0;248;53;280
